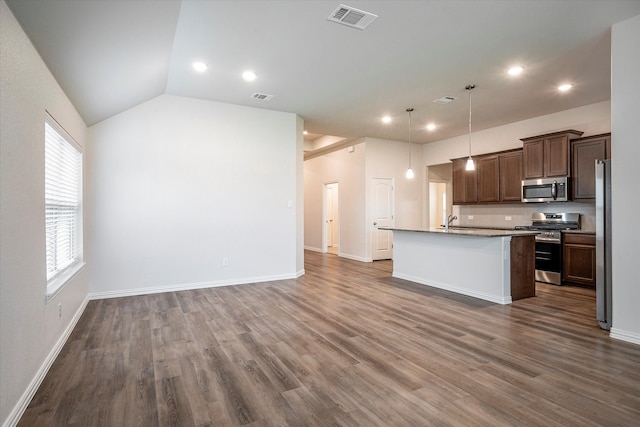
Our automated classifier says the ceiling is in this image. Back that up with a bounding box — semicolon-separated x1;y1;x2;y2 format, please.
6;1;640;144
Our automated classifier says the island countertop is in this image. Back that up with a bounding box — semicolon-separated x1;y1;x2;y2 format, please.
380;227;540;238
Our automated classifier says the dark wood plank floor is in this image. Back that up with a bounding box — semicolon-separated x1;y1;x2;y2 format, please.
19;251;640;426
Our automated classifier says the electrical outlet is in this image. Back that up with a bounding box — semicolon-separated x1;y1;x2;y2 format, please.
58;303;62;318
505;216;512;221
468;215;474;220
222;257;228;266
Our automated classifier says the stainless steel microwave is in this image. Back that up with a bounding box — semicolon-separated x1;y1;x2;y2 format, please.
521;177;569;202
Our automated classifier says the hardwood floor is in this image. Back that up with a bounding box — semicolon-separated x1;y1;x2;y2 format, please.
19;251;640;426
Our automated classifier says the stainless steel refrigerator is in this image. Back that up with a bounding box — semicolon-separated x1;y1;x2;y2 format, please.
595;159;612;330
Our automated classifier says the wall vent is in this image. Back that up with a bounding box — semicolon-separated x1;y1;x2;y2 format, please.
327;4;378;30
433;96;457;104
251;93;274;101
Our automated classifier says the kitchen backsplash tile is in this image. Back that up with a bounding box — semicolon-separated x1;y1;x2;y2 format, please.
453;202;595;231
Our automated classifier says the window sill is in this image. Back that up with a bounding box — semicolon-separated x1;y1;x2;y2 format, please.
46;261;86;303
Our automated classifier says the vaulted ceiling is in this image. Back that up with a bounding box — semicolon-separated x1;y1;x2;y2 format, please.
6;1;640;143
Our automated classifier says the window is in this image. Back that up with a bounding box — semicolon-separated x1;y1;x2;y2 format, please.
45;114;83;294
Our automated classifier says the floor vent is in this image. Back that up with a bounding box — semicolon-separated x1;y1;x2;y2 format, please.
327;4;378;30
251;93;274;101
433;96;457;104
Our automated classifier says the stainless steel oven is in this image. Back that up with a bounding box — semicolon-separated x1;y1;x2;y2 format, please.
534;231;563;285
516;213;580;286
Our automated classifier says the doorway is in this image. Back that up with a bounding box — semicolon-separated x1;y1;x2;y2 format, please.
324;183;339;254
427;163;453;228
429;182;448;228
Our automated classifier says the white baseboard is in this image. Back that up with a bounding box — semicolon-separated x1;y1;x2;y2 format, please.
337;252;372;263
302;246;371;263
3;296;89;427
392;272;511;305
88;272;300;300
610;327;640;346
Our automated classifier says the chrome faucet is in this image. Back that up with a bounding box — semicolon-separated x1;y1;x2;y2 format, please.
445;214;457;231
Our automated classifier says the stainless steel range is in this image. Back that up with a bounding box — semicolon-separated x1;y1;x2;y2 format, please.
516;213;580;285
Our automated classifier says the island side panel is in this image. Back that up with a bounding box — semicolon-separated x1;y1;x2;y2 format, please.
509;235;536;300
391;230;513;304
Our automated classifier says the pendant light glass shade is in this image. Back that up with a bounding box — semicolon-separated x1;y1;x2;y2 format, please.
465;157;475;171
406;107;414;179
406;168;414;179
465;84;475;172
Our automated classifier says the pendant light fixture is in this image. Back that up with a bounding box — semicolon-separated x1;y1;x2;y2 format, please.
406;107;415;179
465;84;476;171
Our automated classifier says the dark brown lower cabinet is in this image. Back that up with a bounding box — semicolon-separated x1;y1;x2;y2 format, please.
563;233;596;287
511;235;536;300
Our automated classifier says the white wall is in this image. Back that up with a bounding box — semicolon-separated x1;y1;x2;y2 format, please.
87;94;301;297
303;137;424;262
422;101;611;166
365;138;423;230
296;116;305;275
1;2;89;424
610;14;640;344
304;141;367;260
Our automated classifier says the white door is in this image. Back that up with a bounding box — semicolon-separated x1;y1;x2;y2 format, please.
324;183;339;251
372;178;394;260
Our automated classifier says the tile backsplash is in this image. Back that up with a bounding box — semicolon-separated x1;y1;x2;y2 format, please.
453;202;596;231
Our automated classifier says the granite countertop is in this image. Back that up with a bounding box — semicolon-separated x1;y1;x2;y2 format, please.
380;227;540;238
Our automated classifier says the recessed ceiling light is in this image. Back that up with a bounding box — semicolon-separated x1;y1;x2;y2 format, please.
558;83;573;92
426;123;436;131
382;116;392;124
508;66;524;76
242;70;257;82
192;62;208;72
303;130;308;135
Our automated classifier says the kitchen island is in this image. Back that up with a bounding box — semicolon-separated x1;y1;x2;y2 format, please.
382;227;538;304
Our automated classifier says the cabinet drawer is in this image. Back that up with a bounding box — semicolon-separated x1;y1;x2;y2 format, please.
563;233;595;245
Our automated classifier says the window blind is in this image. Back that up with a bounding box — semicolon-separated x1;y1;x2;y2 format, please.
45;118;82;281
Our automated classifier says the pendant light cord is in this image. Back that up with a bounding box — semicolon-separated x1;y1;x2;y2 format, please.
466;84;474;158
407;107;414;167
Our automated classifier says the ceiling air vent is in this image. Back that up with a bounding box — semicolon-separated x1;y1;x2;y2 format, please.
327;4;378;30
433;96;457;104
251;93;274;101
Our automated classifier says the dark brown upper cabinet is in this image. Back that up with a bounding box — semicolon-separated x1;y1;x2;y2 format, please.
452;158;477;204
571;133;611;199
452;149;522;205
477;155;500;203
499;150;523;202
521;130;583;179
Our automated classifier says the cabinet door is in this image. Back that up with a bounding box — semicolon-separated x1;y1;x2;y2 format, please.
563;234;596;287
545;135;570;177
499;151;522;202
522;139;544;179
563;244;596;286
572;136;610;199
452;159;477;204
477;155;500;203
